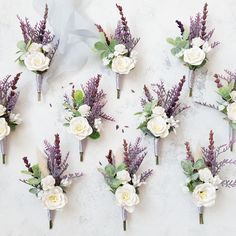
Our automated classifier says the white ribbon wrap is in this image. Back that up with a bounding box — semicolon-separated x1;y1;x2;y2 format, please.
154;137;160;165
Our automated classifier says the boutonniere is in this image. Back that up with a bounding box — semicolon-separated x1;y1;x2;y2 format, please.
167;3;219;97
0;73;22;164
63;74;114;161
197;70;236;151
20;134;82;229
181;130;236;224
135;76;188;164
98;138;152;231
94;4;139;99
16;4;59;101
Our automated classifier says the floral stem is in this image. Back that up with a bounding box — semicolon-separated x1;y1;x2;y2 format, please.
123;220;126;231
189;88;193;97
2;154;5;164
199;213;204;224
155;155;159;165
49;219;53;229
38;92;42;101
80;152;83;162
117;89;120;99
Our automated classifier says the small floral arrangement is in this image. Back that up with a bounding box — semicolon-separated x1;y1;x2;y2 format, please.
20;134;82;229
98;138;152;231
167;3;219;97
135;76;188;164
197;70;236;151
94;4;139;99
16;4;59;101
0;73;22;164
63;74;114;161
181;130;236;224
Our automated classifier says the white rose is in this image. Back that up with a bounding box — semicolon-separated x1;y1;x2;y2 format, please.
147;116;170;138
116;170;131;184
68;117;93;140
152;106;166;116
94;118;102;132
183;46;206;66
192;37;205;47
0;118;10;140
192;183;216;207
9;113;22;125
227;102;236;122
230;91;236;102
112;56;136;74
60;178;72;187
24;52;50;72
0;105;6;116
114;44;128;56
42;44;53;53
115;184;139;213
78;104;91;117
28;43;42;53
198;168;213;183
41;175;55;191
42;186;68;210
202;41;212;53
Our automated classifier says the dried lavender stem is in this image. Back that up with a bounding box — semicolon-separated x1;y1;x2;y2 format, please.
188;69;195;97
198;207;204;224
154;137;160;165
36;73;43;102
79;140;83;161
229;124;235;151
116;73;121;99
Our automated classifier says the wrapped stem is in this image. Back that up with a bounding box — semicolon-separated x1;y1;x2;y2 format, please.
79;140;83;161
122;207;127;231
48;210;54;229
188;69;195;97
36;73;43;101
116;73;121;99
198;206;204;224
0;138;6;164
154;137;160;165
229;123;235;151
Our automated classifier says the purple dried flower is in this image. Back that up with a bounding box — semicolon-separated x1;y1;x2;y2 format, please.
143;85;154;103
22;157;33;172
201;3;208;40
189;13;202;40
106;150;113;165
140;169;153;183
95;24;110;45
185;142;194;163
175;20;185;35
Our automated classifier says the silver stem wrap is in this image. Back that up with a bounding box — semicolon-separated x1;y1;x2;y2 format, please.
48;209;54;229
229;123;235;151
154;137;160;164
36;74;43;101
0;138;6;164
116;73;120;91
198;206;204;214
122;207;127;221
188;69;195;90
79;139;84;161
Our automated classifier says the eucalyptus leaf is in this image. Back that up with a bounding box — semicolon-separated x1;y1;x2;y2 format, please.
89;131;100;140
17;41;26;51
105;164;116;177
181;160;193;175
32;165;41;178
116;163;126;172
94;41;108;51
166;38;176;45
29;188;39;195
73;90;84;104
193;159;205;170
107;178;122;189
21;170;33;176
27;178;41;186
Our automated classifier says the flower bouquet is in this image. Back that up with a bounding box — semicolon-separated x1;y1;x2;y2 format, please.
135;76;188;164
98;138;152;231
63;74;114;161
167;3;219;97
181;130;236;224
197;70;236;151
20;134;82;229
0;73;22;164
16;4;59;101
94;4;139;99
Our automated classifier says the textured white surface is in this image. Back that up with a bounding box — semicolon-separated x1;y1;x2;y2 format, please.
1;0;236;235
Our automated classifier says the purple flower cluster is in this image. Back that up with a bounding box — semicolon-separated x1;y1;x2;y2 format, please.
44;134;82;185
0;73;21;116
141;76;188;117
214;70;236;85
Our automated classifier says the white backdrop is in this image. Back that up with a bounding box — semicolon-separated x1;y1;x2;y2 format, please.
1;0;236;235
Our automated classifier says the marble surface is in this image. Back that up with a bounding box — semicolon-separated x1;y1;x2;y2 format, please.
1;0;236;235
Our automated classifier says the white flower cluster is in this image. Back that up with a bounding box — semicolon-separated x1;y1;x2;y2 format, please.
68;104;102;140
147;106;179;138
39;175;72;210
102;44;137;74
114;170;144;213
23;42;52;72
179;37;211;66
0;105;22;140
188;168;222;207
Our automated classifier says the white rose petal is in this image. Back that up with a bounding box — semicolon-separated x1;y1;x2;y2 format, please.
192;37;205;47
9;113;22;125
0;105;6;116
114;44;128;56
192;183;216;207
41;175;55;191
202;41;212;53
42;44;53;53
0;118;10;140
24;52;50;72
227;102;236;122
60;178;72;187
28;43;42;53
132;174;145;187
147;116;170;138
212;175;222;189
42;186;68;210
116;170;131;184
112;56;136;75
230;91;236;102
198;168;213;183
183;46;206;66
130;50;138;63
218;105;225;111
78;104;91;117
115;184;139;213
94;118;102;132
152;106;166;116
68;117;93;140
